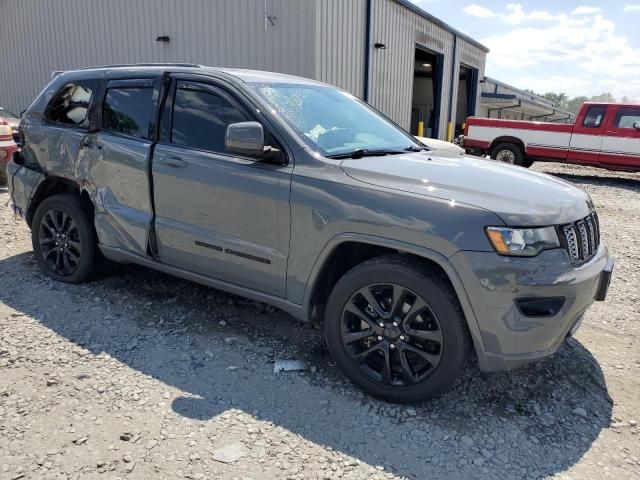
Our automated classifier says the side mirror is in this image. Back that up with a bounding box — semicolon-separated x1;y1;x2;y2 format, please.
225;121;265;156
633;121;640;131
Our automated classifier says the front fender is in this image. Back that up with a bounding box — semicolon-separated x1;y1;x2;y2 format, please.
302;233;487;363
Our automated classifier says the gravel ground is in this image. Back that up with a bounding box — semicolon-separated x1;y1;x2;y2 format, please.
0;162;639;480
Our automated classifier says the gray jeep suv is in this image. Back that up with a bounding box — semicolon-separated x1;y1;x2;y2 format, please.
8;64;614;402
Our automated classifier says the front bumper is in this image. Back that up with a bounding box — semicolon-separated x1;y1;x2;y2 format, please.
451;246;612;372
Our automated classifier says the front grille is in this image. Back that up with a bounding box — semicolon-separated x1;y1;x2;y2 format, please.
559;213;600;263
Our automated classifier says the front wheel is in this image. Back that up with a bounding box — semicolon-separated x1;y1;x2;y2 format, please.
31;194;97;283
324;255;470;403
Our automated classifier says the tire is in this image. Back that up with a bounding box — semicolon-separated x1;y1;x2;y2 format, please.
31;194;97;283
490;143;530;167
324;254;470;403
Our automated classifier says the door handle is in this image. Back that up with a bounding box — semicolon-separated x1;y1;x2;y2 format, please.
159;157;188;168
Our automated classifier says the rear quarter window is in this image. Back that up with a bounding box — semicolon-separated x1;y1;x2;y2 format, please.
45;80;98;128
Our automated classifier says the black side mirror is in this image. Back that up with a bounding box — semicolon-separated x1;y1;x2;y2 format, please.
633;121;640;131
225;121;265;156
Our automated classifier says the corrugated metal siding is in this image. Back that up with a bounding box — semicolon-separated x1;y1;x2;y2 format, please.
314;0;367;98
369;0;456;137
454;38;486;124
0;0;317;113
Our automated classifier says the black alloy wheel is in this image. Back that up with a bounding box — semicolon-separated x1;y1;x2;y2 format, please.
38;208;83;276
341;283;443;386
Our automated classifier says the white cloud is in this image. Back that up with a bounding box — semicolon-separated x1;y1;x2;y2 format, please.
623;4;640;11
462;4;496;18
571;6;601;15
502;3;560;25
483;9;640;98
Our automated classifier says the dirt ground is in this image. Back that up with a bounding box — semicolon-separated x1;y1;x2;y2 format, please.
0;162;638;480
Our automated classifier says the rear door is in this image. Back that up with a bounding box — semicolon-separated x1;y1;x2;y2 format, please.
85;77;162;256
600;106;640;169
151;76;292;297
567;105;608;165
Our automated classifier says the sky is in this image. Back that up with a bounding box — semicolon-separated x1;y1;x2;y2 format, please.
410;0;640;100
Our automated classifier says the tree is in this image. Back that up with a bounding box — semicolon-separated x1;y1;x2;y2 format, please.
566;96;588;115
589;93;615;103
542;92;569;109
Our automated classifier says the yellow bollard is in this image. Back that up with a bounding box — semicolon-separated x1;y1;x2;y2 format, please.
417;121;425;137
447;122;454;142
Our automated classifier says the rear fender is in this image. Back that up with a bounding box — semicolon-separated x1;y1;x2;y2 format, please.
7;161;45;220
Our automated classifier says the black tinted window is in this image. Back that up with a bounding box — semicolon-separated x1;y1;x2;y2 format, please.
582;106;606;128
103;87;155;139
614;107;640;129
47;81;96;128
171;85;248;153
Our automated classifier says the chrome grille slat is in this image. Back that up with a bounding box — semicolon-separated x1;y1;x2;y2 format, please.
560;213;600;264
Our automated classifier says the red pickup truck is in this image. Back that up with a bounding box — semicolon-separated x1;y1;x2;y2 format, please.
463;102;640;171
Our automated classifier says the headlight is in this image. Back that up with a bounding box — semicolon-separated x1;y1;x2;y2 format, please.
486;226;560;257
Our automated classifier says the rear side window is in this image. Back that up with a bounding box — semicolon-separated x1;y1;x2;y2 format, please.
46;81;97;128
582;105;606;128
103;87;155;139
614;107;640;129
171;84;249;153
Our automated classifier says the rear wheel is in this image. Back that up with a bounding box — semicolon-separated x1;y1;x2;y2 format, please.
0;163;7;185
31;194;97;283
324;255;469;403
490;143;531;167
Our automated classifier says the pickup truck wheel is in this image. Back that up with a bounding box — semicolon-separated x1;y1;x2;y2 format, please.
31;194;97;284
324;255;469;403
0;163;7;185
491;143;527;167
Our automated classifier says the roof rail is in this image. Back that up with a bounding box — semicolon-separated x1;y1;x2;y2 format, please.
76;63;202;70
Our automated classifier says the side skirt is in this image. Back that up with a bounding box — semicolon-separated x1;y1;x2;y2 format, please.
99;245;309;322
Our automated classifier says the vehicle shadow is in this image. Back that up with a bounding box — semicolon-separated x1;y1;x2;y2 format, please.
0;251;613;479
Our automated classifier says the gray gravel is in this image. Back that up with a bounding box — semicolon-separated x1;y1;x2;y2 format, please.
1;162;639;479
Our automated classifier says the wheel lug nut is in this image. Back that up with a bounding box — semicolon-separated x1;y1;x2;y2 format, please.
392;322;398;327
379;322;384;328
390;344;396;349
377;336;383;341
399;335;405;341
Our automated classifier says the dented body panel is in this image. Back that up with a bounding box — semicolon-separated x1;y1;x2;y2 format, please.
8;65;614;373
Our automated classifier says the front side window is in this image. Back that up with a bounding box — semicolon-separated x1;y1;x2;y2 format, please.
248;83;422;156
614;107;640;129
171;84;249;153
103;87;155;139
582;105;607;128
46;81;97;128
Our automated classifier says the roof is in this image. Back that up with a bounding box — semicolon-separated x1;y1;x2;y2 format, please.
62;64;328;85
394;0;489;53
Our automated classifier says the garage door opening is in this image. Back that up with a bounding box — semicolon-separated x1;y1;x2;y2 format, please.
455;64;478;137
411;47;443;139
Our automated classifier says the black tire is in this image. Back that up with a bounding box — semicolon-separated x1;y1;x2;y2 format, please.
31;194;97;283
490;143;530;167
324;254;470;403
0;163;7;186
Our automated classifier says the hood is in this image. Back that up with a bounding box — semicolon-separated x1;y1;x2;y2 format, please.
340;152;591;226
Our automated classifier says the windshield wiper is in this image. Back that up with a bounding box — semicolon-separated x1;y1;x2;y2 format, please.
404;145;430;152
326;148;407;159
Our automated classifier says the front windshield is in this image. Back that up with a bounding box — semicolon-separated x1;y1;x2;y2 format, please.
248;83;422;156
0;108;18;119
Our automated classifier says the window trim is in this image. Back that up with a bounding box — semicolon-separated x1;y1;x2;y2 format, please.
43;79;99;131
101;83;157;141
165;78;287;163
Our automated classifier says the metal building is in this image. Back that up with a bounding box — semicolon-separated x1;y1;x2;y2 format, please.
477;77;575;123
0;0;487;140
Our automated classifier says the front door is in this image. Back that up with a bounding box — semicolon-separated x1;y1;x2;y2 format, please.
601;106;640;169
151;78;292;297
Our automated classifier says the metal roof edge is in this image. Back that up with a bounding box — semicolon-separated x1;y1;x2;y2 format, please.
393;0;490;53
